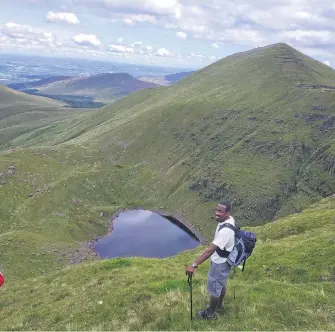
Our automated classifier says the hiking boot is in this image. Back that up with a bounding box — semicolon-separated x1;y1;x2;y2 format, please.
216;304;225;315
206;303;225;315
197;308;218;320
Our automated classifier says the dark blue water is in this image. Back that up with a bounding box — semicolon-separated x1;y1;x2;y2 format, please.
95;210;200;258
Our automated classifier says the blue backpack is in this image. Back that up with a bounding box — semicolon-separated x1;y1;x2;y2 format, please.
215;223;257;271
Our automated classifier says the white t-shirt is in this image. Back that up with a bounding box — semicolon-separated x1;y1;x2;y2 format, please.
211;216;235;264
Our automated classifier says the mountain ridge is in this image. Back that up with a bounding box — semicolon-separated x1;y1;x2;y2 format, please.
56;42;335;226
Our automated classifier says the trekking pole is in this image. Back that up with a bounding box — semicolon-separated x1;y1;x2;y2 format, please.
187;274;193;321
233;267;236;300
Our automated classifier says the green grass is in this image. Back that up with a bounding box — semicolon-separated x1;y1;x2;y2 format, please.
0;197;334;330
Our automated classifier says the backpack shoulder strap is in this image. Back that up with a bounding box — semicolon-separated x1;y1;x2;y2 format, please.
218;223;237;233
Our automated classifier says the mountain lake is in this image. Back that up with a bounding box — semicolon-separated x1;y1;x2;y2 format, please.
95;210;201;259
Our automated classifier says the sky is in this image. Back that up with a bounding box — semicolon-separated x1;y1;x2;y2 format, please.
0;0;334;69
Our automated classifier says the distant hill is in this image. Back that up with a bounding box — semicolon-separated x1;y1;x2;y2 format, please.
7;76;72;90
138;71;195;86
6;72;191;106
33;73;159;102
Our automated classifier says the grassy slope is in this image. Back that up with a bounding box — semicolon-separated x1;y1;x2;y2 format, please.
0;197;334;331
31;43;334;228
0;147;175;280
0;86;91;150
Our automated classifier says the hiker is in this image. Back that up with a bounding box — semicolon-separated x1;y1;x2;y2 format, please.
185;201;235;320
0;272;4;288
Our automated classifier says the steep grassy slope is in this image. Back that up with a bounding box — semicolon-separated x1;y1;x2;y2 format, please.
36;73;159;102
0;85;63;107
0;197;334;331
0;86;91;150
46;43;335;227
0;147;176;280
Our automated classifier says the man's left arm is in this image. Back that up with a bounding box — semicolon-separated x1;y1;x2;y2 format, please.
185;243;217;276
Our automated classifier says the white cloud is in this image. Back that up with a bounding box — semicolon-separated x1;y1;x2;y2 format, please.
4;1;335;67
156;48;171;57
80;0;181;18
109;42;169;58
211;43;219;49
1;22;56;45
123;14;157;25
323;60;330;66
176;31;187;40
188;51;217;64
117;37;123;43
72;33;101;47
208;55;217;61
123;18;134;26
1;21;191;65
158;0;335;51
46;11;80;25
279;29;334;46
35;0;333;63
109;44;135;53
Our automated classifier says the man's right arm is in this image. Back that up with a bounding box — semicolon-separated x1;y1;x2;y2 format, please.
185;243;218;276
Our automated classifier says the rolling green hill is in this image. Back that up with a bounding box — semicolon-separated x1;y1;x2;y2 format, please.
0;196;334;330
7;76;72;91
17;42;333;227
0;86;91;150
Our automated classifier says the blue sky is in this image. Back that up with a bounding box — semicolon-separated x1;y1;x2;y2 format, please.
0;0;334;69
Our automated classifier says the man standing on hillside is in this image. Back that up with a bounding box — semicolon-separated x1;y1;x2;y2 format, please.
186;202;235;320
